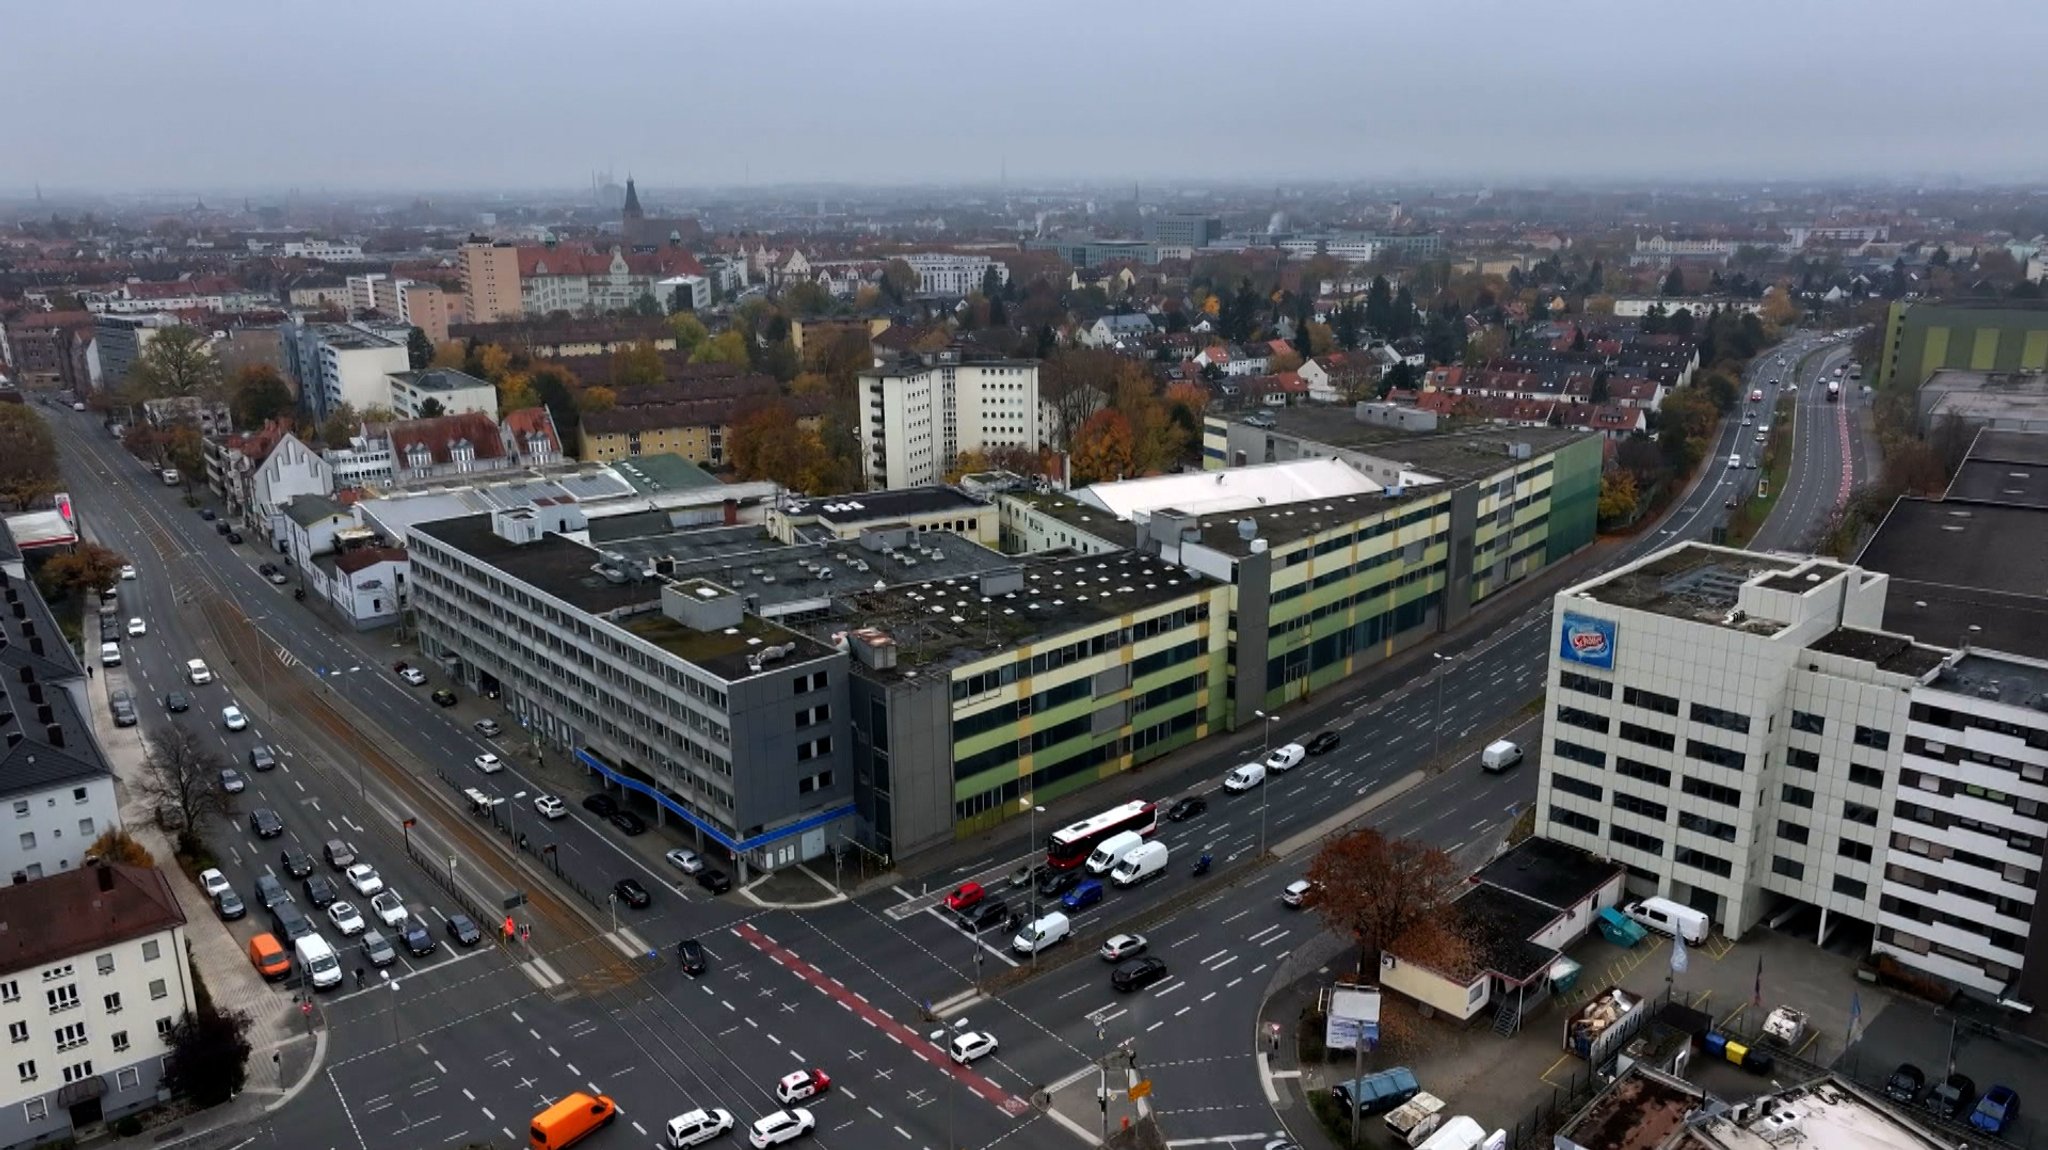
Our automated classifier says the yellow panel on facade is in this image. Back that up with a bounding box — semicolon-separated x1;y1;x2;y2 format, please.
1970;327;2001;371
2024;330;2048;372
1921;327;1949;381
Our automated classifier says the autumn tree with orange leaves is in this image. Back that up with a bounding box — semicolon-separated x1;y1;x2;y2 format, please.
1070;409;1136;485
1305;827;1473;987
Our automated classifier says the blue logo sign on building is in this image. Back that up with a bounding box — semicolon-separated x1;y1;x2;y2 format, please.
1558;612;1617;671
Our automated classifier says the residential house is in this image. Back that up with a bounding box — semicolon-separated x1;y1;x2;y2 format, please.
387;369;498;421
0;568;119;884
1080;313;1156;349
1299;353;1379;403
139;396;231;438
325;546;409;630
3;313;95;395
1252;373;1310;408
446;317;677;360
517;245;706;317
577;375;819;468
0;863;196;1147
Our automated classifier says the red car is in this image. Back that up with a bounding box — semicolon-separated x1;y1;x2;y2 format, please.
945;882;985;911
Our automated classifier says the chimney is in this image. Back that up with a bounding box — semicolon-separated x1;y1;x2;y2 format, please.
25;637;40;658
45;725;63;748
26;684;41;705
95;861;114;892
5;733;19;748
34;704;51;725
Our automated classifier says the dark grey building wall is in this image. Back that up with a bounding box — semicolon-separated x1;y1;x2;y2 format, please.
727;652;853;863
1442;482;1479;629
1230;550;1273;730
849;671;955;863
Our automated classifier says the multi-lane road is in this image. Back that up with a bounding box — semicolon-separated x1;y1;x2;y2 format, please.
47;328;1869;1150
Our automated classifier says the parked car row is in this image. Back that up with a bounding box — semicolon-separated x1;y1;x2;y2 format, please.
1885;1062;2020;1135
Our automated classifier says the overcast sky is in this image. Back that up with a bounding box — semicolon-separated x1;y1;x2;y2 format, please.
4;0;2042;194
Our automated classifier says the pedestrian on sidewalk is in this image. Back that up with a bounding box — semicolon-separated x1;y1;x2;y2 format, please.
354;967;363;988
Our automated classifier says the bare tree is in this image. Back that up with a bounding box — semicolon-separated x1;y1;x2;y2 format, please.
1305;827;1472;981
136;725;228;848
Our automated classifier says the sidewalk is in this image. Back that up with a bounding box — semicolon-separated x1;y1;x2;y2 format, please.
77;617;319;1144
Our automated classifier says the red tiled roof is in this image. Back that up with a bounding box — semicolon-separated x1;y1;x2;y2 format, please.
0;865;184;978
385;412;506;466
517;245;704;279
503;406;561;455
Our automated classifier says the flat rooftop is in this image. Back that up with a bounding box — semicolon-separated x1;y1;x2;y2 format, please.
786;487;990;526
1000;489;1137;549
1919;368;2048;424
1447;884;1559;984
1936;650;2048;711
618;610;832;682
1476;837;1623;912
1261;408;1595;481
391;368;491;393
1945;428;2048;506
1568;543;1801;630
1807;629;1948;679
1675;1077;1952;1150
1556;1066;1704;1150
802;550;1217;678
588;521;1015;621
608;453;723;494
1079;458;1386;520
1856;498;2048;661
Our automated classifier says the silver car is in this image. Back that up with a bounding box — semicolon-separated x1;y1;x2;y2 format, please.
360;929;397;967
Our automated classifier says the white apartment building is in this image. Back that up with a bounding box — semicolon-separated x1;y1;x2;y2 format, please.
281;240;366;261
856;352;1042;489
387;369;498;421
0;863;195;1146
282;319;412;421
1535;542;2048;1009
901;253;1008;297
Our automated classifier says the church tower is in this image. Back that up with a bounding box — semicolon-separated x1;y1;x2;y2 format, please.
622;176;645;223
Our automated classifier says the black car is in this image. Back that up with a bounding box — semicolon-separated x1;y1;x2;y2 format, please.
696;868;732;894
446;913;482;946
214;520;231;535
249;808;284;838
226;530;243;544
609;810;648;836
582;793;619;818
401;916;437;956
1165;795;1207;822
1037;868;1083;900
1927;1073;1976;1120
248;745;277;771
214;890;246;920
199;509;217;521
678;938;707;977
1112;956;1170;992
279;847;314;878
165;691;191;713
614;878;651;908
259;562;279;577
1885;1063;1927;1105
431;689;457;707
1306;731;1341;756
302;875;338;908
960;897;1010;934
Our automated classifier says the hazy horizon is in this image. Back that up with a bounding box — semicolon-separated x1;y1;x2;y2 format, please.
4;0;2043;194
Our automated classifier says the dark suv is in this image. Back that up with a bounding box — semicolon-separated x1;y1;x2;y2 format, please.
249;808;284;838
582;793;619;818
400;916;437;956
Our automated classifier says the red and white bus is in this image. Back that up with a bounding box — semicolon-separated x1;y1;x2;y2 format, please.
1046;800;1158;870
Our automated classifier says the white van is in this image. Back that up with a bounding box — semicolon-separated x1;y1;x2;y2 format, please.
1264;743;1306;771
1414;1116;1488;1150
296;933;342;990
1624;897;1709;945
1086;830;1146;875
186;659;213;684
1727;452;1742;469
1012;910;1070;955
1110;841;1169;887
1480;740;1523;773
1224;762;1266;792
161;468;180;486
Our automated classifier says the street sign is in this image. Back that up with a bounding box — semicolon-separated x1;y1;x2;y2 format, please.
1127;1079;1152;1101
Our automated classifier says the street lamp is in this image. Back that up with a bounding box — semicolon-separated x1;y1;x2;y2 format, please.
1254;711;1280;856
509;790;527;850
1430;652;1454;762
1028;804;1046;969
608;892;618;933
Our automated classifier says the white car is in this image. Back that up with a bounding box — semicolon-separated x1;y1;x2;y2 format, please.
198;868;232;899
397;667;428;685
746;1108;814;1148
949;1031;998;1065
370;889;409;928
666;848;705;874
126;617;147;637
534;794;567;819
773;1070;830;1104
119;565;137;581
474;753;503;774
327;901;367;936
1282;879;1316;907
1099;933;1147;961
345;863;384;897
665;1107;735;1148
221;706;248;732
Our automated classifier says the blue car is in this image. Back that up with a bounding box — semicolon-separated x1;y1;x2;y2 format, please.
1970;1084;2019;1135
1062;879;1105;912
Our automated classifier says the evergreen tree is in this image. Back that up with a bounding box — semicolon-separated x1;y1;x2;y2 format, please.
1661;266;1686;297
406;327;433;371
1392;285;1418;338
1365;275;1394;336
1334;303;1361;350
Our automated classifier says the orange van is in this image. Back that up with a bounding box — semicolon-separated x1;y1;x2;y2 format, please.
530;1091;616;1149
247;933;291;981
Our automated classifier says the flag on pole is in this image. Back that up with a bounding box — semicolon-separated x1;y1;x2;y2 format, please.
1752;954;1764;1007
1669;930;1689;976
1847;991;1864;1047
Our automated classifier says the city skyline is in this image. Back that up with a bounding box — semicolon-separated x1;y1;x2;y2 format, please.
4;0;2045;192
